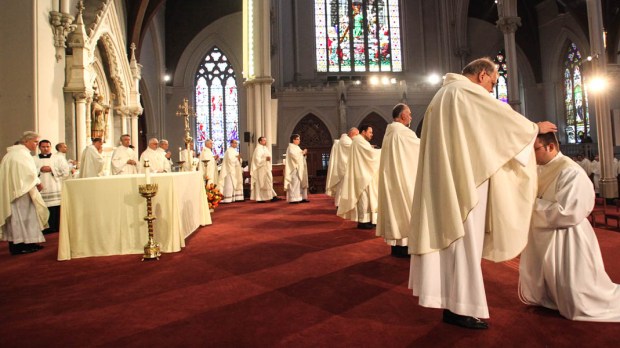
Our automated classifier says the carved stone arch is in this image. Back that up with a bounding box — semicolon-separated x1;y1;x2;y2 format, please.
359;113;388;148
292;114;333;192
97;33;128;106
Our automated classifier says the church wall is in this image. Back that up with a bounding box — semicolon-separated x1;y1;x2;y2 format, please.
167;12;246;159
139;9;166;142
0;1;66;158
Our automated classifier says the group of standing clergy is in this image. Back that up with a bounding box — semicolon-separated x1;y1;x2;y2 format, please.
1;134;77;254
326;56;620;328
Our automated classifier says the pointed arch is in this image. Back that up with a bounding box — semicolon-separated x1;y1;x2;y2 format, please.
292;114;333;192
194;46;239;157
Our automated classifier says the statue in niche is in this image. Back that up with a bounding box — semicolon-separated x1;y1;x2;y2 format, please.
91;93;110;140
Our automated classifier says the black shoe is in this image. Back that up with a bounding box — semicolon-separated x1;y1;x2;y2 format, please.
442;309;488;329
391;245;410;258
357;222;374;230
300;199;310;203
9;243;38;255
257;200;267;203
271;197;282;202
28;244;44;251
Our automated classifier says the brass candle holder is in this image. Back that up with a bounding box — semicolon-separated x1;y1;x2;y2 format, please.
138;183;161;261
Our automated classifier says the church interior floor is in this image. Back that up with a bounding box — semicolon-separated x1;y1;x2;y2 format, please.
1;194;619;347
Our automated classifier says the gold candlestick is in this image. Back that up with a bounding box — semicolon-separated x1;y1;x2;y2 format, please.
138;183;161;261
176;98;196;169
201;159;210;182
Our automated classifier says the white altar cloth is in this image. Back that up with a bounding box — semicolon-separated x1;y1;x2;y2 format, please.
58;171;211;260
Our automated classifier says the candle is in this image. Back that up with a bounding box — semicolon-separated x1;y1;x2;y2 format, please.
179;147;183;162
144;159;151;185
61;0;70;14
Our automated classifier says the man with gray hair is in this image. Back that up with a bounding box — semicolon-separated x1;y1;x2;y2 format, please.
111;134;138;175
199;139;219;185
139;138;167;173
157;139;173;173
408;57;557;329
0;131;49;255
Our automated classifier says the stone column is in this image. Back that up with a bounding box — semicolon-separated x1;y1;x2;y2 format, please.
73;92;88;159
243;0;275;156
496;16;522;112
587;0;617;198
85;96;92;141
131;112;139;149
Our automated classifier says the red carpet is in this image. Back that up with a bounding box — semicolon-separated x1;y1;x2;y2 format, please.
1;194;619;347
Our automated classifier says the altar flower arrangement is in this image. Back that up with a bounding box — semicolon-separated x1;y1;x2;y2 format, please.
206;183;224;210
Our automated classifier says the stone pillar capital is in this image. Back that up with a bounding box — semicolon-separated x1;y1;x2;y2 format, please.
496;16;521;34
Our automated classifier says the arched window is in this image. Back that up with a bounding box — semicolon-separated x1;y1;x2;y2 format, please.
564;42;590;144
195;46;239;157
493;49;508;103
314;0;402;73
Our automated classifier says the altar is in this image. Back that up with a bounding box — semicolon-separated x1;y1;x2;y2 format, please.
57;171;211;260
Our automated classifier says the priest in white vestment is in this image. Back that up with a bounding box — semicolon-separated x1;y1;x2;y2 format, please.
407;58;557;329
111;134;138;175
0;131;48;255
284;134;309;203
337;125;381;229
34;140;71;233
250;136;278;202
79;138;105;178
218;139;244;203
139;138;167;173
325;127;359;207
376;104;420;257
157;139;173;173
199;139;219;185
519;133;620;322
324;138;340;198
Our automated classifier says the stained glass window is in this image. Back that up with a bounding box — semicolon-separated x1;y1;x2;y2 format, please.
493;50;508;103
195;47;239;157
315;0;402;73
564;42;590;144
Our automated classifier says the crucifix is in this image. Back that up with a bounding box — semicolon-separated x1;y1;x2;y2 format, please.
175;98;195;171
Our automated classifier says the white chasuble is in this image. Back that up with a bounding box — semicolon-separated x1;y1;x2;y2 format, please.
376;122;420;246
337;135;381;223
250;145;276;201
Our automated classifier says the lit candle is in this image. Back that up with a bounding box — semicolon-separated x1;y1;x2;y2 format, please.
144;159;151;185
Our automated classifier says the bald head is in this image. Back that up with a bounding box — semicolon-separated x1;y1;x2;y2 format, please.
347;127;359;138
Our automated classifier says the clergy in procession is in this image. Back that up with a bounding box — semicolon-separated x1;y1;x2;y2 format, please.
326;128;358;207
33;140;71;233
519;132;620;322
408;57;557;329
180;141;198;171
250;136;278;202
157;139;173;173
0;131;49;255
376;104;420;257
284;134;309;203
79;138;105;178
111;134;138;175
139;138;167;173
218;139;244;203
337;125;380;229
55;142;77;176
199;139;219;185
324;138;340;201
